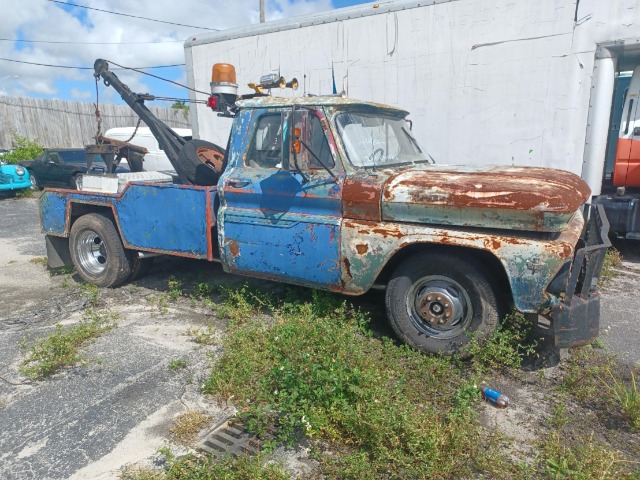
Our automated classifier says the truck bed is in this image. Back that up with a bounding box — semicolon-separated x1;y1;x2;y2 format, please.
40;182;218;260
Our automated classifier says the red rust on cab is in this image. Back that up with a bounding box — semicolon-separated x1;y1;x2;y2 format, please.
342;176;384;221
383;167;591;213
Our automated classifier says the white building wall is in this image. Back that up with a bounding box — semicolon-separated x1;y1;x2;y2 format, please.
185;0;640;177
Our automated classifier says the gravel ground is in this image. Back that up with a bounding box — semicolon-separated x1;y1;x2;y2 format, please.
0;195;639;479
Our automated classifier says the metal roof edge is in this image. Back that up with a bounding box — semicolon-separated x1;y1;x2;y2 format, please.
184;0;458;48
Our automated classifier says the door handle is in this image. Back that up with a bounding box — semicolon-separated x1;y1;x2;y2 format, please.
228;180;250;188
633;127;640;137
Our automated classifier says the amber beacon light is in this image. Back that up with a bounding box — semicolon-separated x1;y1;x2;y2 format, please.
210;63;238;95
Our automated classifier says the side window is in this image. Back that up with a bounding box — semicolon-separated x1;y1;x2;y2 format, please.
307;115;334;170
290;111;335;171
245;114;283;169
47;153;62;164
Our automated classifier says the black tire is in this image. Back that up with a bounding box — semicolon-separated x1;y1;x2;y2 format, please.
128;254;154;281
385;252;499;355
175;139;226;186
28;170;41;190
69;213;131;288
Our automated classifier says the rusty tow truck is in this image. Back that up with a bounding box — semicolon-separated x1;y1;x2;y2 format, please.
39;60;610;355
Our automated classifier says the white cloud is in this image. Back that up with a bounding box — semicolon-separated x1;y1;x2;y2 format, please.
70;87;93;99
0;0;335;100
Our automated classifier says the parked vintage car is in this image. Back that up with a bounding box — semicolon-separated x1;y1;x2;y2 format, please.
0;157;31;196
21;149;128;190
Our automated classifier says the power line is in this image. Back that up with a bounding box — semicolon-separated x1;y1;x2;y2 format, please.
46;0;220;31
0;57;185;70
0;37;182;45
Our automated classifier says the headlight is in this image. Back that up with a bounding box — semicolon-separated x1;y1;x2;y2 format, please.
15;166;25;176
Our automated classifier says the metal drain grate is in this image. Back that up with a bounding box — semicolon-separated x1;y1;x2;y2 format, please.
197;418;274;458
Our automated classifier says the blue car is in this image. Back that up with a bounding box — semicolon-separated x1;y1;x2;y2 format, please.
0;160;31;196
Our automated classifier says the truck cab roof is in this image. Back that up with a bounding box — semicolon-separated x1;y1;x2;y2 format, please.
235;95;409;117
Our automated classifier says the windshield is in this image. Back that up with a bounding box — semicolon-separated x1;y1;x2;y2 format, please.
335;111;432;168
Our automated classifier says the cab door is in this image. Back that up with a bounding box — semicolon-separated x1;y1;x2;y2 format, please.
614;66;640;187
218;107;343;288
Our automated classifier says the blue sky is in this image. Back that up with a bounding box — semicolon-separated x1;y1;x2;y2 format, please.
0;0;372;105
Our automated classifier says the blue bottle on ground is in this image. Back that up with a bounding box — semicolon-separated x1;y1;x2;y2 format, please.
481;387;510;408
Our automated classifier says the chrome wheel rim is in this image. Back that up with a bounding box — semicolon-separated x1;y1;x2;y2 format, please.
30;174;37;189
76;230;107;275
406;275;472;339
74;176;82;190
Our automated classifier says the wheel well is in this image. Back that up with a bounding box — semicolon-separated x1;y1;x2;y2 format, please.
375;243;513;308
69;203;115;230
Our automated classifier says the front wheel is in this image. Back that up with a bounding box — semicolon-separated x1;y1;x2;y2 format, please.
29;171;40;190
71;174;82;190
69;213;131;287
385;252;499;355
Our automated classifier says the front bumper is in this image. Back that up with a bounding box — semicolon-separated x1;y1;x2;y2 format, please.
548;204;610;348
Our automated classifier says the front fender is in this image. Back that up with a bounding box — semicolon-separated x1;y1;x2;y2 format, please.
340;212;584;313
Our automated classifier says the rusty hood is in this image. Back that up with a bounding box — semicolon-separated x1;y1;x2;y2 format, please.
380;165;591;232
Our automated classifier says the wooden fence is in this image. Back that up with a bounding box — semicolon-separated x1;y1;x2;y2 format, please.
0;96;191;149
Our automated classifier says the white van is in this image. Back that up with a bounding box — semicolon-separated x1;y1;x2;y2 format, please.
104;127;192;173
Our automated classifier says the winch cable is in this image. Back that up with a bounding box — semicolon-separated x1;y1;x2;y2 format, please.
103;59;211;97
93;75;102;142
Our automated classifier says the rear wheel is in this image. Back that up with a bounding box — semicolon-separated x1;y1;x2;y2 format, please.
69;213;131;287
128;254;154;281
175;139;226;186
385;252;499;355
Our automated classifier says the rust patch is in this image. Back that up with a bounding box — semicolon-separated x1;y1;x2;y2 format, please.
342;175;384;221
371;227;404;239
483;237;501;251
343;257;353;281
384;166;591;213
228;239;240;258
355;244;369;254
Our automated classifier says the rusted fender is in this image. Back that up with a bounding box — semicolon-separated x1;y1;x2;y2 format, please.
382;165;591;233
339;210;585;313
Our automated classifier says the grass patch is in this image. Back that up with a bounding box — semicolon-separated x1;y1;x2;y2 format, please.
463;311;540;373
29;256;48;266
168;358;188;371
121;451;289;480
561;345;618;402
19;310;117;380
187;323;219;347
204;288;511;479
15;189;35;199
80;282;100;307
602;369;640;432
170;411;211;445
601;247;623;283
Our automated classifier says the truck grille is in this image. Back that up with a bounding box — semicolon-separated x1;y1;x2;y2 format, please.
0;173;13;184
565;204;611;302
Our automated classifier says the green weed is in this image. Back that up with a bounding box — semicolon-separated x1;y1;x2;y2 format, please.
602;369;640;432
20;310;117;380
168;358;188;371
464;311;540;373
121;452;289;480
186;323;218;347
167;276;183;301
561;345;617;401
204;288;510;479
80;282;100;306
170;410;210;445
542;430;637;480
29;256;48;266
601;248;623;283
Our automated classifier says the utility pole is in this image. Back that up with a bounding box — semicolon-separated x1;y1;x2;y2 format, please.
259;0;265;23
